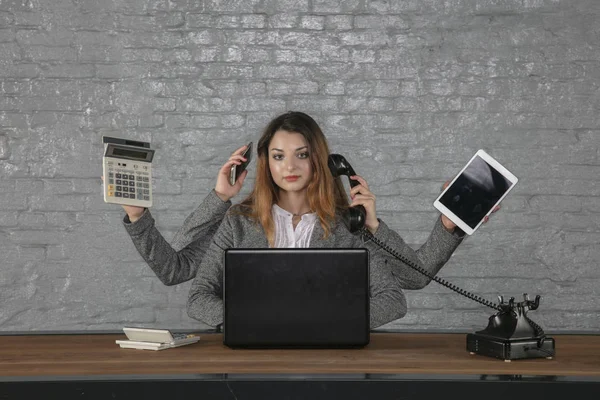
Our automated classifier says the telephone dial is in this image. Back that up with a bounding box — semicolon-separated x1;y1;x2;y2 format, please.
328;154;556;361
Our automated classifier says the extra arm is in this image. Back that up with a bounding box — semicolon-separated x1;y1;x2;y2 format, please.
367;217;464;290
186;212;235;327
123;190;231;286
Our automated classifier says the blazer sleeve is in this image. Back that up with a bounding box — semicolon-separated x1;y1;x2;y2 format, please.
365;247;408;329
186;211;234;327
122;190;231;286
367;216;464;291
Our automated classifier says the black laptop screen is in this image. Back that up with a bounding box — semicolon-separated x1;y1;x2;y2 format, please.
223;248;370;348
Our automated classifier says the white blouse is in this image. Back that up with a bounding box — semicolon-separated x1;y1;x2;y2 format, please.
272;204;317;248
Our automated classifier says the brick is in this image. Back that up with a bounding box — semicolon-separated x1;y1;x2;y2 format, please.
222;46;243;62
193;46;219;62
165;114;191;130
243;47;272;63
350;49;376;63
322;81;345;95
0;43;20;60
0;192;27;210
238;82;267;96
187;29;224;45
237;98;285;112
215;15;244;28
16;28;73;46
186;13;213;28
0;63;39;78
165;49;192;62
313;0;362;13
274;49;297;63
138;114;163;128
45;212;77;228
30;194;87;212
121;48;163;62
202;64;253;79
46;244;67;260
121;32;187;48
257;0;310;12
287;97;339;112
354;15;408;29
55;11;116;31
267;81;319;96
96;64;149;79
204;0;262;12
280;31;317;47
9;231;67;245
220;114;246;128
0;11;13;26
0;212;18;227
165;81;190;96
116;14;159;31
300;15;325;30
296;49;323;63
17;212;47;229
178;98;234;112
0;28;14;43
1;82;30;96
254;65;307;79
241;14;266;29
41;64;94;79
225;30;278;45
0;134;8;159
14;179;43;195
24;46;77;62
325;15;353;30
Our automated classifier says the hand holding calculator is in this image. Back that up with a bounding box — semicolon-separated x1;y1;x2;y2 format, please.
102;136;155;208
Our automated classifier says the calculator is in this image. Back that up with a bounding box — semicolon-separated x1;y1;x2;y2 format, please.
102;136;155;208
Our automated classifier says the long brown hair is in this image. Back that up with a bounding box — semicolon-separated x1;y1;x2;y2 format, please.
236;111;349;246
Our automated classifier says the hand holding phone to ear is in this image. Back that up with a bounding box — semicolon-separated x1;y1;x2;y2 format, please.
349;175;379;235
214;143;251;202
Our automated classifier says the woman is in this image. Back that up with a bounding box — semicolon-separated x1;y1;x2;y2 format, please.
183;111;465;328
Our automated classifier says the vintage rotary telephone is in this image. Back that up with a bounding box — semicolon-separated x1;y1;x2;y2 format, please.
328;154;556;361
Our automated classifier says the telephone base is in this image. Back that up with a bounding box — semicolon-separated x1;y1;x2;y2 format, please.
466;333;555;361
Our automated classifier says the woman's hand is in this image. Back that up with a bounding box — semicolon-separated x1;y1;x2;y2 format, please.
439;181;500;232
214;144;250;202
121;204;146;222
349;175;379;235
101;176;145;222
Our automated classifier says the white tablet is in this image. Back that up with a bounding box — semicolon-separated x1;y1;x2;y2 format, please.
433;149;518;235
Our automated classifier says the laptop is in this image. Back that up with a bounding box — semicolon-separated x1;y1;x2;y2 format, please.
223;248;370;348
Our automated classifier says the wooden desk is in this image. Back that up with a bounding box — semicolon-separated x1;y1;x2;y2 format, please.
1;333;599;399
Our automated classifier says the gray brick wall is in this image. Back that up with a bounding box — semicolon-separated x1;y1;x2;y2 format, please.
0;0;598;333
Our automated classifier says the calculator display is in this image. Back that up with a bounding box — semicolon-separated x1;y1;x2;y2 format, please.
112;147;148;160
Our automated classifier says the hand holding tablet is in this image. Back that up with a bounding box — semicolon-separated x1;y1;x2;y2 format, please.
434;150;518;235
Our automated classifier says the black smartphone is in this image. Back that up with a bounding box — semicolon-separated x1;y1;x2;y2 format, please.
229;142;253;186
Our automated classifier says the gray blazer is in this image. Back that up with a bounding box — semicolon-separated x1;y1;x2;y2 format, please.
124;190;464;329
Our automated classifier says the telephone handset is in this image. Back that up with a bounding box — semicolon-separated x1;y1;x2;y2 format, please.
327;153;555;361
328;154;366;233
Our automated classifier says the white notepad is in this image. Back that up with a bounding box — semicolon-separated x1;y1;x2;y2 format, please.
116;327;200;351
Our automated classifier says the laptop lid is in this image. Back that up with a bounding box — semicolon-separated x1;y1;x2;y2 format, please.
223;248;370;348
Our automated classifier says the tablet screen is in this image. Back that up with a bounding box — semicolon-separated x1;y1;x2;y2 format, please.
438;155;513;229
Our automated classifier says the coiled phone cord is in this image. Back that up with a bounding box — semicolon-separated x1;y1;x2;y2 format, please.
361;228;502;312
523;312;553;355
361;228;555;356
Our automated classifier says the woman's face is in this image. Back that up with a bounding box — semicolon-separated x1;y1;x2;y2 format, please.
268;130;313;194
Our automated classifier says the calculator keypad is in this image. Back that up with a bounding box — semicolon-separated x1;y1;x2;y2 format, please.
106;163;151;202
